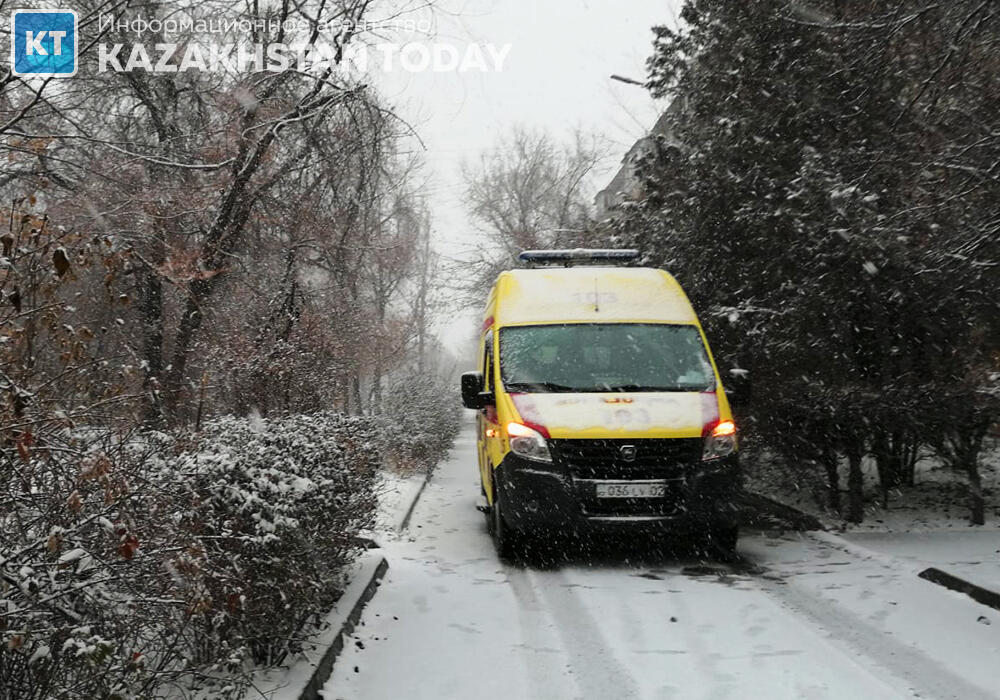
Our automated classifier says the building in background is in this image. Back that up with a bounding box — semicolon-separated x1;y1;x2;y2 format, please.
595;97;686;217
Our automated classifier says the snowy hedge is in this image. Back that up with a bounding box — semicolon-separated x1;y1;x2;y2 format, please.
381;373;462;472
0;412;380;699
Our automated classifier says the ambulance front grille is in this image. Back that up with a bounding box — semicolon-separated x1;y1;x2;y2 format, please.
548;438;703;480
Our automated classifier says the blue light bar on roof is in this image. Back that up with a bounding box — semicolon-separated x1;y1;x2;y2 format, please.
517;248;641;266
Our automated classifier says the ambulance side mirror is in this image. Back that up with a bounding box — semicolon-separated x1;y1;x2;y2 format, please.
461;371;493;409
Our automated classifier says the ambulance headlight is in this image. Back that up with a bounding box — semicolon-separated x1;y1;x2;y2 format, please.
506;422;552;463
703;420;737;460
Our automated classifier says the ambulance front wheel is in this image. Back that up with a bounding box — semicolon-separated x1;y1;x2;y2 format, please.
489;480;521;560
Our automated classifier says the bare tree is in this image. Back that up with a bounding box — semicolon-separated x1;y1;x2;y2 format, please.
2;0;448;423
461;125;607;298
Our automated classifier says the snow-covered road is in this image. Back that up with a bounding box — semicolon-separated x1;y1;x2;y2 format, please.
323;428;1000;700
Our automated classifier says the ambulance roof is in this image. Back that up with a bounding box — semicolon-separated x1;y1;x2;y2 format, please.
490;266;699;327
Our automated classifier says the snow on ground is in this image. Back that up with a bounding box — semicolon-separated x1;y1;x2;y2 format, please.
322;425;1000;700
741;532;1000;700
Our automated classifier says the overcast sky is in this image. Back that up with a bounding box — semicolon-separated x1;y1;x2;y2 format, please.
371;0;680;358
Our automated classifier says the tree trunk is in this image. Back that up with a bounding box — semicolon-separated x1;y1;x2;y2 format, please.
370;362;382;414
415;229;431;375
902;433;919;487
872;431;903;508
965;454;985;526
137;260;165;426
941;424;988;526
351;375;363;416
340;379;350;414
163;277;217;418
846;445;864;524
822;446;841;514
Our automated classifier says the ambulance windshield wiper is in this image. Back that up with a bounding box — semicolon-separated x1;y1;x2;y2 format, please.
504;381;578;393
600;383;709;392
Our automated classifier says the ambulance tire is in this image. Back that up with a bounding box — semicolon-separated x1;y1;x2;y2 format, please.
489;480;521;561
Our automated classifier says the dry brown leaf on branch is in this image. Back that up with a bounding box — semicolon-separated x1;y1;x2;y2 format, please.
118;534;139;560
79;454;111;481
156;250;225;284
67;490;83;513
46;532;62;552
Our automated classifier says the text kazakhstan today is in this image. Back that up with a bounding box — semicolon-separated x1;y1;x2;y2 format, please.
98;41;512;73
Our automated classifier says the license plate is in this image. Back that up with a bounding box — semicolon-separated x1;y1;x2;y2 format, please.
595;482;667;499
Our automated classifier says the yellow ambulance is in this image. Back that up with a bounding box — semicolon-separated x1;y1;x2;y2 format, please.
460;249;741;559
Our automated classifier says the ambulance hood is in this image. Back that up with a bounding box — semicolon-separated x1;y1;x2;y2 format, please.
508;391;720;440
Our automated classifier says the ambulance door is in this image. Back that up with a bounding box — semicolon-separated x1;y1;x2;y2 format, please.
477;333;496;499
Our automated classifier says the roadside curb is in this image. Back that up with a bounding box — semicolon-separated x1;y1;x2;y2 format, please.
399;465;434;532
245;463;437;699
290;464;436;697
242;553;388;700
738;490;825;531
918;567;1000;613
297;554;389;700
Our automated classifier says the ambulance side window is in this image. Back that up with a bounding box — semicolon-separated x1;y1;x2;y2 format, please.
482;335;494;393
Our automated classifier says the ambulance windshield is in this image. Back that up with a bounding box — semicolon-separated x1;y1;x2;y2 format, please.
499;323;715;393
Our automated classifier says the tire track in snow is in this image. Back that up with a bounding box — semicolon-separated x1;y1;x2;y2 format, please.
665;577;741;700
753;573;995;700
520;567;642;700
506;565;581;700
